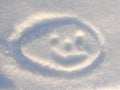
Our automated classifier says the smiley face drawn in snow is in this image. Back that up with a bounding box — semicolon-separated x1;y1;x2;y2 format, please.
49;30;89;66
7;13;105;73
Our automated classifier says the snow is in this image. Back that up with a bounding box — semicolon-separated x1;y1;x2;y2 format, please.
0;0;120;90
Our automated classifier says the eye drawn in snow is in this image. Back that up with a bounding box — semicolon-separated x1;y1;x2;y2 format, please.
7;13;105;73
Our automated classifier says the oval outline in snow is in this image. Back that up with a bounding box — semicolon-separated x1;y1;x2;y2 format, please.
7;13;105;74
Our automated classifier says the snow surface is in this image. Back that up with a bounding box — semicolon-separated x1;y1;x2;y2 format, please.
0;0;120;90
